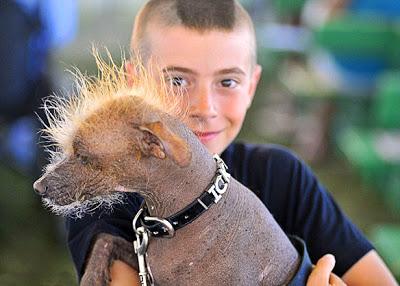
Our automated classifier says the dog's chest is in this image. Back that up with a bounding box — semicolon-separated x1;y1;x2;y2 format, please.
143;214;267;285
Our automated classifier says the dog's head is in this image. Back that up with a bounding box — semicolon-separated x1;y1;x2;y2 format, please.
33;53;192;217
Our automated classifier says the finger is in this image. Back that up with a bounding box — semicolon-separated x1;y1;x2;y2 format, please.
307;254;336;286
329;272;347;286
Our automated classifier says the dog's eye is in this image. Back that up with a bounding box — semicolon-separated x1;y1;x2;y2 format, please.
81;156;89;165
76;153;90;165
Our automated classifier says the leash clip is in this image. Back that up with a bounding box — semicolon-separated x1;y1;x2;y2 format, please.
133;226;154;286
133;208;154;286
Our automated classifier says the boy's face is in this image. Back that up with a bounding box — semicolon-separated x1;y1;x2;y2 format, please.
131;24;261;154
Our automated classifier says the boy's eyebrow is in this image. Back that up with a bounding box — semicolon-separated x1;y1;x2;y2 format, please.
161;66;247;77
162;66;197;75
214;67;246;76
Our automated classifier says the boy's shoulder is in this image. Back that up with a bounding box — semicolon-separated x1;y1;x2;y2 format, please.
222;141;305;173
221;141;318;203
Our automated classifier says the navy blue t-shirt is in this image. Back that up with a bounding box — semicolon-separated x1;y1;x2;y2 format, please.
65;142;373;280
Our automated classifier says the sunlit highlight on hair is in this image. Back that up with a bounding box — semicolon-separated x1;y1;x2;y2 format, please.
40;47;188;159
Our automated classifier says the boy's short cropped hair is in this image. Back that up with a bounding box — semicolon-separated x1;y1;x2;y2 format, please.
131;0;257;66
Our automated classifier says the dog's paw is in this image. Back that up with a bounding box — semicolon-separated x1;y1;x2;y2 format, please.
80;233;137;286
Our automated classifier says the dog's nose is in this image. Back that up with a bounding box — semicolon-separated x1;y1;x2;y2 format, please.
33;179;47;195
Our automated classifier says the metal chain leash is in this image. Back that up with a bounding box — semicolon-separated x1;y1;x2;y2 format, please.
132;209;155;286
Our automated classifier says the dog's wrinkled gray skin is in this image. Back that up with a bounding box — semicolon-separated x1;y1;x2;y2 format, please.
34;96;300;285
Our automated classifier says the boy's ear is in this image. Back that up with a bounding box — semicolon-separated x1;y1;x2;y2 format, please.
125;61;136;87
135;121;192;167
247;64;262;108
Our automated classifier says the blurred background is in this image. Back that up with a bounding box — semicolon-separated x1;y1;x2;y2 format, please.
0;0;399;284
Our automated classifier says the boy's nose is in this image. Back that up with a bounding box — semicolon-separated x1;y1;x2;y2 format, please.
190;87;218;119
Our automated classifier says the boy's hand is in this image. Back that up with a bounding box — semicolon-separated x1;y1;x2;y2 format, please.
109;260;141;286
307;254;347;286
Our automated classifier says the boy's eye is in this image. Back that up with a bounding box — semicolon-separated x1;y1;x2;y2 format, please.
220;79;238;88
168;76;188;87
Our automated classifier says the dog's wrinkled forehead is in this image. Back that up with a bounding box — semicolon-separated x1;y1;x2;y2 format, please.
72;96;154;156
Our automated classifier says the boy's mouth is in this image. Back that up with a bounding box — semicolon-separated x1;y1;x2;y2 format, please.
194;130;222;143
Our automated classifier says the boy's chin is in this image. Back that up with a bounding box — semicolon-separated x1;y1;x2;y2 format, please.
204;139;233;155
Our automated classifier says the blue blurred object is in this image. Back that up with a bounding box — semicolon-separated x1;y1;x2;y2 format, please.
0;0;77;175
332;0;400;94
0;0;77;118
15;0;77;47
4;116;38;174
15;0;77;82
349;0;400;20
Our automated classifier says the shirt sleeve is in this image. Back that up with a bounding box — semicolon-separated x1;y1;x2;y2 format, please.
65;193;142;281
259;147;374;277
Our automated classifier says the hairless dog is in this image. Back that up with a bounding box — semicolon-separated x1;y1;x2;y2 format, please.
33;56;311;285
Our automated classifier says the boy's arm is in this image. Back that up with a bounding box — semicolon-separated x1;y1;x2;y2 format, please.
108;256;351;286
342;250;398;285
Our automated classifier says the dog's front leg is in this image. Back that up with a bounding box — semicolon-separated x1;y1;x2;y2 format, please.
80;233;138;286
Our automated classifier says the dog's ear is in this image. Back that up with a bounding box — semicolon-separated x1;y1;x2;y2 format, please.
136;121;192;167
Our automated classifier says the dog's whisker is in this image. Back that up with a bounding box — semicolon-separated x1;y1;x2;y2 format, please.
42;192;127;219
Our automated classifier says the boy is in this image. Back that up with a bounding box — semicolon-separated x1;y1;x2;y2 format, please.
66;0;397;285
